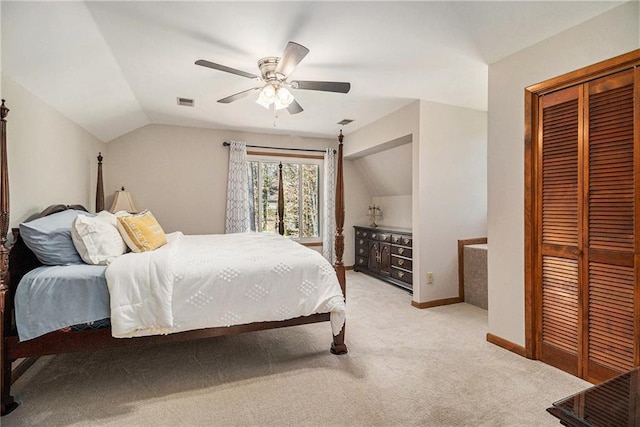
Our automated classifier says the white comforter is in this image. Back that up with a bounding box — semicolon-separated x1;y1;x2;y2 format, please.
105;232;346;338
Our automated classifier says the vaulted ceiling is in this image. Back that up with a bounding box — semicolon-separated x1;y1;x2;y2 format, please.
1;1;623;142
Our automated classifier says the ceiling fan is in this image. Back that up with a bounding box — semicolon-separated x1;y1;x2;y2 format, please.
195;41;351;115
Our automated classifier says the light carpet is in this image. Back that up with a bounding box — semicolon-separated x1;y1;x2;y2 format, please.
4;271;589;426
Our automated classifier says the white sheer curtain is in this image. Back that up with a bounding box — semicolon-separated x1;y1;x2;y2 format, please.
322;148;336;262
225;141;251;234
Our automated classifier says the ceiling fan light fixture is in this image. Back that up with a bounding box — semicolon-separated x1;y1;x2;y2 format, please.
275;87;294;107
256;84;276;109
273;99;287;110
256;95;271;109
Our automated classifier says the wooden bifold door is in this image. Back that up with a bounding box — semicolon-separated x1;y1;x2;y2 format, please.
526;51;640;384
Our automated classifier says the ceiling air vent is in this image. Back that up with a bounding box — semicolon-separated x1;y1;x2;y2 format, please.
177;97;195;107
337;119;354;126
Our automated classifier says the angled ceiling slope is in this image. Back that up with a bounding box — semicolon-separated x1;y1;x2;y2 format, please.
1;1;624;142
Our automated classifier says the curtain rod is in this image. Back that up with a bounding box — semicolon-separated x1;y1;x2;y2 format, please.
222;141;335;154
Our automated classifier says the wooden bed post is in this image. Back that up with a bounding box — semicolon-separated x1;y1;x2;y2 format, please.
0;100;17;415
96;152;104;212
331;130;348;355
277;162;285;235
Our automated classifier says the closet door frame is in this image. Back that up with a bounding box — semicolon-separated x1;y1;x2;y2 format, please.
525;49;640;370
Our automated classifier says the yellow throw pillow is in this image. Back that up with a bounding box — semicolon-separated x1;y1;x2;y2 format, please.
116;210;167;253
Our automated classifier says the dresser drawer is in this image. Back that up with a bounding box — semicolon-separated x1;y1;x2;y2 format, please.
391;256;412;271
392;234;412;247
378;233;391;243
356;245;368;257
391;245;412;258
391;267;412;284
356;229;372;239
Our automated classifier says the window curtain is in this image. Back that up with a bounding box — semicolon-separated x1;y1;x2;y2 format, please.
322;148;336;262
225;141;251;233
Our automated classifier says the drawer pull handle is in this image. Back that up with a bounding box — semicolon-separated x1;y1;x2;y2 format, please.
372;234;377;239
398;272;404;278
359;259;364;264
398;259;404;266
398;248;404;255
383;235;389;241
359;249;364;254
363;233;368;237
403;238;410;245
359;239;364;244
393;237;399;242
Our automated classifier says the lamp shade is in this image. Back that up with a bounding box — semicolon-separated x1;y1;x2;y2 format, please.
109;187;138;213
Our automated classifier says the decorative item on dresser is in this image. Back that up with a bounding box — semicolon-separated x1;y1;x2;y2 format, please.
366;204;382;228
353;225;412;292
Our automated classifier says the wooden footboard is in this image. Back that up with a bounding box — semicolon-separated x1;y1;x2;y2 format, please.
0;100;348;415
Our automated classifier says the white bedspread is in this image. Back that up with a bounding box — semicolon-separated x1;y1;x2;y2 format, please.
105;232;346;338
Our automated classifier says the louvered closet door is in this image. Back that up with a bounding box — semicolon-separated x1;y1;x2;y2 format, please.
584;69;638;383
537;69;639;382
539;86;582;376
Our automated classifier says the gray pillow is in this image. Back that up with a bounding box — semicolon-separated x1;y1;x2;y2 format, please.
20;209;94;265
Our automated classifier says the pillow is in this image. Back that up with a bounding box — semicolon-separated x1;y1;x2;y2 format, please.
72;211;128;265
116;210;167;253
20;209;90;265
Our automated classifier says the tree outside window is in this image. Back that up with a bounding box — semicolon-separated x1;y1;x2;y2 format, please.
248;157;321;240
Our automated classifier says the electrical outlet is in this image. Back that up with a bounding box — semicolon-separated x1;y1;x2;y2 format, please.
427;272;434;284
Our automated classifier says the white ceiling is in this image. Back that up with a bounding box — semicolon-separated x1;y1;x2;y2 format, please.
1;1;624;142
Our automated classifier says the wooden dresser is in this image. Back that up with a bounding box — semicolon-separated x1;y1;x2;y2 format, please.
353;226;413;292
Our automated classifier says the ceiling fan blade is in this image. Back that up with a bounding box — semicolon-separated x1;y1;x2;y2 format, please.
287;99;304;115
217;87;260;104
274;42;309;78
291;80;351;93
195;60;258;80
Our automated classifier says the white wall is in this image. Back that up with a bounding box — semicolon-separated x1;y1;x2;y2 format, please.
1;75;105;227
105;124;335;233
344;103;418;159
487;1;640;347
343;159;373;266
104;124;369;266
417;101;487;303
352;140;412;229
346;100;487;304
373;195;412;229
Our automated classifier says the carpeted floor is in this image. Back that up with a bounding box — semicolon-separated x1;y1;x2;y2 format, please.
4;271;589;426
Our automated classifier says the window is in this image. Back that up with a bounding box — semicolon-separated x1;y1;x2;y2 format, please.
248;155;322;241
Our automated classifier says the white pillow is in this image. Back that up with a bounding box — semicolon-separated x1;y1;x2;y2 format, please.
71;211;128;265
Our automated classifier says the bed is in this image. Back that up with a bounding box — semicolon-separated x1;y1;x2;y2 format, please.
0;100;348;415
